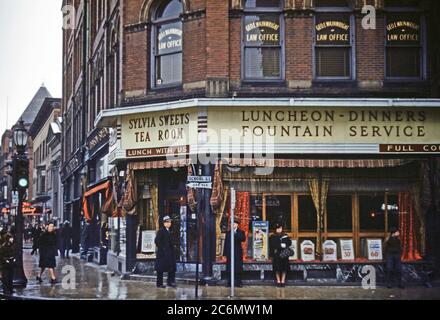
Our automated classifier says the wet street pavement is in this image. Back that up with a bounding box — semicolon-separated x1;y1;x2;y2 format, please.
2;248;440;300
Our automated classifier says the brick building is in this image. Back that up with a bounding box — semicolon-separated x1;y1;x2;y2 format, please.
63;0;440;282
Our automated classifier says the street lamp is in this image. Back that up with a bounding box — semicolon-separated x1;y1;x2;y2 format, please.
12;118;28;288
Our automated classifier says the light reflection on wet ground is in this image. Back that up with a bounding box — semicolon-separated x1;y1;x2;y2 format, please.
8;249;440;300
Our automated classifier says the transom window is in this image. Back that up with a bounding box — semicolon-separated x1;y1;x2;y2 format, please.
243;0;284;80
151;0;183;87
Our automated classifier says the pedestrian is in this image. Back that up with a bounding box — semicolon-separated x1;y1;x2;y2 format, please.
269;223;292;287
61;221;73;259
31;225;43;255
0;231;17;295
384;227;404;289
224;218;246;288
36;222;58;284
154;216;177;288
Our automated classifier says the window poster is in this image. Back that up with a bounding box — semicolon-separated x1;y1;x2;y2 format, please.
367;239;383;260
340;239;355;261
252;221;269;261
300;240;315;261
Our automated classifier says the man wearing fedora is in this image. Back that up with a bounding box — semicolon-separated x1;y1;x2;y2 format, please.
224;218;246;287
155;215;177;288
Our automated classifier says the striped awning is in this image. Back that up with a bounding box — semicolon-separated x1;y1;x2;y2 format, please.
127;158;412;170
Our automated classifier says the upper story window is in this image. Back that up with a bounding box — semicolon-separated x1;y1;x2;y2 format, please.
151;0;183;88
385;0;423;79
314;1;353;79
243;0;284;81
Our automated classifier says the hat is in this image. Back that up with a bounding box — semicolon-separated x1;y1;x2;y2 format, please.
275;223;283;229
389;227;399;234
163;216;172;222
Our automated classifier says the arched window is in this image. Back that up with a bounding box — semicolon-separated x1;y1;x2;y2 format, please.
151;0;183;87
243;0;284;80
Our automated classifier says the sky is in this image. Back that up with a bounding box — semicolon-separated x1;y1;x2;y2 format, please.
0;0;62;135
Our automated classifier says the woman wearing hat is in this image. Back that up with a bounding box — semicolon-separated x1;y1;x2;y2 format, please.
269;223;292;287
155;215;177;288
384;227;404;289
224;218;246;287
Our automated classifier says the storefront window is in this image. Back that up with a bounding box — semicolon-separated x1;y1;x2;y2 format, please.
386;14;422;78
314;13;352;79
109;217;126;256
359;194;386;232
243;1;283;80
265;195;291;232
326;195;352;232
152;0;183;87
298;195;317;232
387;194;399;231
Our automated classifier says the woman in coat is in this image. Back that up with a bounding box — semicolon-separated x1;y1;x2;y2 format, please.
37;222;58;284
0;232;16;295
224;218;246;288
269;223;292;287
155;216;177;288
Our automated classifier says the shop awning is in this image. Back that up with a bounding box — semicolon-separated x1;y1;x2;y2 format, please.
127;158;412;170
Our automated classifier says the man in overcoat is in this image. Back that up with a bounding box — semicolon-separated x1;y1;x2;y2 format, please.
155;216;177;288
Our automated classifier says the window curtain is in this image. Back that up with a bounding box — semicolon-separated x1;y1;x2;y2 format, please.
150;184;159;231
227;192;250;259
186;165;197;213
309;179;329;257
399;191;422;261
216;185;229;257
119;168;137;215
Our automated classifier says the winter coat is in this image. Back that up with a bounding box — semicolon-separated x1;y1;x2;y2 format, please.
154;227;176;273
269;233;292;273
38;231;58;268
224;228;246;273
384;236;402;256
0;235;16;268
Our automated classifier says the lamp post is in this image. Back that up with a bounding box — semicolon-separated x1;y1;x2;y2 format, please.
12;119;29;288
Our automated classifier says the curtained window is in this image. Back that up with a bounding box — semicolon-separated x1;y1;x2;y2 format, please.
326;195;352;232
243;0;283;80
359;194;386;232
151;0;183;87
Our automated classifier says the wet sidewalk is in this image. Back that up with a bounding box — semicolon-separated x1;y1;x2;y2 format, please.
1;248;440;300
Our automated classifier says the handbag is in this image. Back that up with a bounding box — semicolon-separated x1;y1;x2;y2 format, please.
279;247;294;259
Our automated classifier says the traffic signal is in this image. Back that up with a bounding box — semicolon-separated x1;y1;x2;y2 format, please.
15;157;29;190
6;158;18;190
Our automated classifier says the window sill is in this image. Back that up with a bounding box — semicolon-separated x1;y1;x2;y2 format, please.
383;79;429;87
149;84;183;92
312;79;357;87
241;80;287;87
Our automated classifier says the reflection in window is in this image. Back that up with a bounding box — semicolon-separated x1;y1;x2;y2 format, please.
327;195;352;232
152;0;183;87
298;195;317;232
243;5;283;80
359;194;386;232
265;195;291;232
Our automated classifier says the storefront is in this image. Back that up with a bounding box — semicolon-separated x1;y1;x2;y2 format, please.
95;98;440;282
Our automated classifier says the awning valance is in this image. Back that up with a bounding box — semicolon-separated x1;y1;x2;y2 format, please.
127;158;412;170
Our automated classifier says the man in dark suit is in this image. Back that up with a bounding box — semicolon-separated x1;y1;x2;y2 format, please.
224;218;246;287
155;216;177;288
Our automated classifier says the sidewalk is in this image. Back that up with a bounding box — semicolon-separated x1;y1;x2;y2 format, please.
1;248;440;300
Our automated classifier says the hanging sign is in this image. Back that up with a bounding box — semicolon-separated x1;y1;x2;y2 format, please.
252;221;269;261
340;239;355;261
300;240;315;261
322;240;337;262
367;239;383;260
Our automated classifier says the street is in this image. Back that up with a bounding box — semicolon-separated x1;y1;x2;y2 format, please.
1;248;439;300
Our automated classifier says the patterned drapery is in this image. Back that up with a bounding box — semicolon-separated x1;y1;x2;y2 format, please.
227;192;250;259
399;192;422;261
187;165;197;213
216;185;229;257
309;179;329;257
119;169;137;215
150;184;159;231
210;162;224;215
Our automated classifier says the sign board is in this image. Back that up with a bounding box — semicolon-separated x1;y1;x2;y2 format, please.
367;239;383;260
141;231;156;254
121;108;198;158
231;188;236;210
340;239;355;261
289;240;298;261
207;107;440;154
252;221;269;261
12;192;18;206
323;240;337;262
300;240;315;262
186;182;212;189
187;176;212;183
